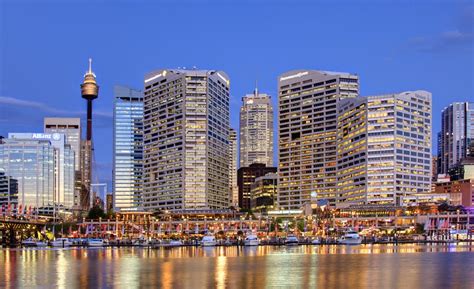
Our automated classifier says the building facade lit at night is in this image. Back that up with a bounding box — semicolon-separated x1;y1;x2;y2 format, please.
113;85;144;211
277;70;359;210
337;91;432;206
438;102;474;174
239;88;274;167
142;69;230;211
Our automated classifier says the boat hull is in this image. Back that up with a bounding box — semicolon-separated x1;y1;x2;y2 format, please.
244;240;259;246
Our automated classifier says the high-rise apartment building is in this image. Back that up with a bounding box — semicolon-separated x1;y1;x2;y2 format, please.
337;91;432;206
229;128;238;207
113;85;144;211
142;69;230;211
439;102;474;174
278;70;359;210
239;89;274;167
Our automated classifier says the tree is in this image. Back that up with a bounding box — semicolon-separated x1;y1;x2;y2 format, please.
87;205;106;220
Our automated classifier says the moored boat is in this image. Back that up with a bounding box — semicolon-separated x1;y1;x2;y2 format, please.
311;238;321;245
51;238;72;247
169;240;183;247
201;235;217;247
22;238;47;247
337;231;362;245
244;235;259;246
87;238;105;247
285;235;299;246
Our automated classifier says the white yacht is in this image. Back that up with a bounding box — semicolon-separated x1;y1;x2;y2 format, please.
169;240;183;247
133;238;150;247
21;238;37;247
51;238;72;247
311;238;321;245
87;238;105;247
201;235;217;247
337;231;362;245
244;234;259;246
35;240;48;247
285;235;299;246
22;238;47;247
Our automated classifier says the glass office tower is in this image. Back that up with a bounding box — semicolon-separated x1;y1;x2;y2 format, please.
0;137;55;209
439;102;474;174
113;85;144;210
4;133;75;209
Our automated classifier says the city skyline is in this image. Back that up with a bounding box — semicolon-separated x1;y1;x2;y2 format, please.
1;1;473;188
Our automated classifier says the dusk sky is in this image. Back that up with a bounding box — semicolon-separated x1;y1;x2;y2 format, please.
1;0;473;188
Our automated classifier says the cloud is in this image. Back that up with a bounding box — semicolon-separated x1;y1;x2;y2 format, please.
0;96;112;126
408;6;474;53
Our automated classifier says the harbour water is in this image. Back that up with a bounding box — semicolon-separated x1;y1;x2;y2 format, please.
1;244;473;289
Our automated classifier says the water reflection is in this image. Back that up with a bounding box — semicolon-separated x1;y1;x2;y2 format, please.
0;244;473;289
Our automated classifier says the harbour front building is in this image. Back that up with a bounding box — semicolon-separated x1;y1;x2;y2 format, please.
229;128;238;207
113;85;144;211
0;135;58;212
142;69;230;211
278;70;359;210
237;163;277;211
337;91;432;207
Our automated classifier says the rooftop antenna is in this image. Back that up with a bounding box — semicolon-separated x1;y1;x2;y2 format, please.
88;58;92;74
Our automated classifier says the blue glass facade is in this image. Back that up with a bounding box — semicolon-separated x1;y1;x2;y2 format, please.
113;85;144;210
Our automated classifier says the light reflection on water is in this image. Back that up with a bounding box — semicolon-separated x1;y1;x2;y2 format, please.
1;244;473;289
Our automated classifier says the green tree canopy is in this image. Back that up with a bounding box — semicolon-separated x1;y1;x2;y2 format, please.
87;205;106;220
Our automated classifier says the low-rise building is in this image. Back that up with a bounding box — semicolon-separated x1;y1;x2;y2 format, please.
250;172;277;213
434;179;474;207
237;163;277;210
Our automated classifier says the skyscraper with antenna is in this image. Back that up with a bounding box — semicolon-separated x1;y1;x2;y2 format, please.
239;84;274;167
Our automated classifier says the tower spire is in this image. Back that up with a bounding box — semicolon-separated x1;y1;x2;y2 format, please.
254;80;258;96
88;58;92;74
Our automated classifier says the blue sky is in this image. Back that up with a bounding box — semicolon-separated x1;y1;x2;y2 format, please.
1;0;473;188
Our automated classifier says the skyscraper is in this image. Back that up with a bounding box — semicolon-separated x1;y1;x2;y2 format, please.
142;69;230;211
44;118;81;208
80;58;99;210
113;85;144;211
0;135;54;210
6;133;76;209
0;171;18;207
239;88;274;167
439;102;474;174
337;91;432;206
229;128;238;207
278;70;359;210
44;118;81;170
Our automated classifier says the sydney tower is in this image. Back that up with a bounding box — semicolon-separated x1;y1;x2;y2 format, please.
79;58;99;210
81;58;99;141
